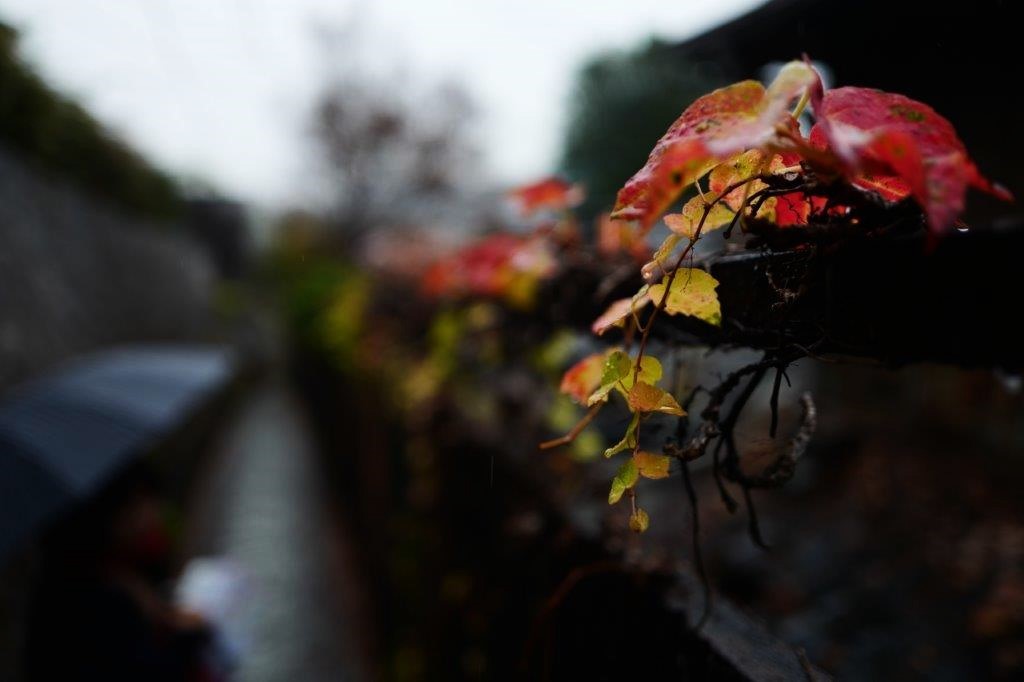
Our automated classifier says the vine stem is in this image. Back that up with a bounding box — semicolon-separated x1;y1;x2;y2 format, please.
622;172;768;506
631;173;764;386
538;403;601;450
792;88;811;119
680;459;712;629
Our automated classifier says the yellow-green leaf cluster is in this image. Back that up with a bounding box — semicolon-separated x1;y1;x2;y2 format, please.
664;196;735;239
587;351;662;406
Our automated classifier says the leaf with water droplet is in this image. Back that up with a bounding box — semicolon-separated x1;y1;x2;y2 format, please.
808;87;1012;233
611;61;821;231
664;196;735;239
604;413;640;458
648;269;721;326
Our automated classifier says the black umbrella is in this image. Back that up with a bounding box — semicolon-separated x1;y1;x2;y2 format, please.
0;346;236;561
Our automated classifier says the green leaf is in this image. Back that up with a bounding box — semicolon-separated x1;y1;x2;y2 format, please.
634;451;672;479
603;412;640;458
648;269;721;326
608;457;639;504
587;350;631;405
629;507;650;533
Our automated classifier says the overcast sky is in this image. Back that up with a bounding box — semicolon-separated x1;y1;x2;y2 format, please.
0;0;761;207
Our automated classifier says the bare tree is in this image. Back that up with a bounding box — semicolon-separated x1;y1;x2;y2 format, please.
308;45;480;235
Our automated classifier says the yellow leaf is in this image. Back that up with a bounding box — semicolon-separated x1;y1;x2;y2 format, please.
626;382;686;416
664;196;735;239
648;269;722;326
633;451;672;479
709;150;768;211
629;507;650;533
642;235;681;283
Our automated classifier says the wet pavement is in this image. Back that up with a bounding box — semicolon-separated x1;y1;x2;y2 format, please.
186;380;367;682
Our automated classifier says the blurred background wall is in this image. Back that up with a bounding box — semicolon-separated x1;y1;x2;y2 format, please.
0;22;247;391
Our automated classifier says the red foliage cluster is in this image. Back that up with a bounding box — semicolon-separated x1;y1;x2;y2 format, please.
420;231;556;300
611;61;1011;236
507;176;584;216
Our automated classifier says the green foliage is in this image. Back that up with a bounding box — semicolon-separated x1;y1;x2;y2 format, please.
0;24;181;218
608;457;638;504
603;413;639;459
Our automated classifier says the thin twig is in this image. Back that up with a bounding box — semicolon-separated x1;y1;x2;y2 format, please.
711;439;737;512
539;403;601;450
680;459;712;629
742;484;770;549
744;392;817;489
769;365;784;438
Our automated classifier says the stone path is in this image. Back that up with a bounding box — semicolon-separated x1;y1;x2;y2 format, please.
186;381;367;682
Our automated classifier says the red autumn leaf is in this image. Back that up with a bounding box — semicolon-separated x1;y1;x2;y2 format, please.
610;82;762;231
851;173;913;202
508;177;584;216
591;290;651;336
809;87;1012;233
421;232;557;300
459;233;524;296
559;352;607;405
596;212;648;260
773;192;812;226
611;62;821;232
421;259;458;297
806;124;911;201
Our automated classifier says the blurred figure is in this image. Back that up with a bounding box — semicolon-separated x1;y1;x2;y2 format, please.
26;465;223;682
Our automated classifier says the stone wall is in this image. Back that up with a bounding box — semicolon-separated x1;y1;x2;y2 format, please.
0;148;215;390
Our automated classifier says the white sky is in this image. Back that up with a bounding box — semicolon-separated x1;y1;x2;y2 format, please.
0;0;762;208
